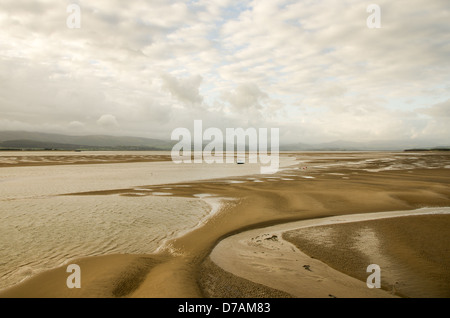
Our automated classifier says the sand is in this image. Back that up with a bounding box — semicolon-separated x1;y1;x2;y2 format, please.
1;151;450;298
209;208;450;298
0;152;173;168
283;213;450;298
0;253;166;298
199;257;293;298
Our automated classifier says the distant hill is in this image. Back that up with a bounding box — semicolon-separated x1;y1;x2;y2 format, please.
0;131;176;151
1;131;448;152
404;147;450;152
280;139;449;151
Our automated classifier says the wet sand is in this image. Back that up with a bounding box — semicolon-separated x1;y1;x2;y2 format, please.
0;152;172;168
0;253;166;298
1;152;450;298
283;213;450;298
209;209;450;298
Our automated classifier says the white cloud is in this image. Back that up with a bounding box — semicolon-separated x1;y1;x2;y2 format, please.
68;121;85;130
0;0;449;145
97;114;118;128
161;73;204;105
419;99;450;118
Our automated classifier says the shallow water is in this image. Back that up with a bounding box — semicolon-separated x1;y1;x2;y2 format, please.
0;195;210;290
0;152;297;290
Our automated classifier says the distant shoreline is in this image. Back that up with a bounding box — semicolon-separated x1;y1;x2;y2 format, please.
404;148;450;152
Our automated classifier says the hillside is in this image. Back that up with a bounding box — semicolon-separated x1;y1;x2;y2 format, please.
0;131;175;151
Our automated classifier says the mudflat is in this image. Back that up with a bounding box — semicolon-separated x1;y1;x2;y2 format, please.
1;151;449;298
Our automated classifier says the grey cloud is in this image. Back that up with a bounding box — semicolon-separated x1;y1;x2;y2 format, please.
225;84;268;110
161;73;203;104
0;0;449;146
97;114;118;127
419;99;450;118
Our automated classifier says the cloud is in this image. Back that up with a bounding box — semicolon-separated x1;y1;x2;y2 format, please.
0;0;449;145
68;121;85;130
225;83;267;110
419;99;450;118
97;114;118;128
161;73;203;105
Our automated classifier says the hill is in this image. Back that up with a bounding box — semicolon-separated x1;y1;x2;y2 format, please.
0;131;175;151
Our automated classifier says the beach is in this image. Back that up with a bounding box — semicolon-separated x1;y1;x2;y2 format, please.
0;151;450;298
208;208;450;298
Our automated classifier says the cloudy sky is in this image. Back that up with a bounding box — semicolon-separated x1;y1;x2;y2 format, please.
1;0;449;145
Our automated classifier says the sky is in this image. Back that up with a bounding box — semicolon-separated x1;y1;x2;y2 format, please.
0;0;449;145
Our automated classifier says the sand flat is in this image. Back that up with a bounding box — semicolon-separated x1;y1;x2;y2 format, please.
1;152;450;298
209;208;450;298
0;253;166;298
283;213;450;298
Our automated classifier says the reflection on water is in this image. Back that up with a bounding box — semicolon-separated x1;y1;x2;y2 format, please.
4;151;448;291
0;152;298;290
0;195;210;290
